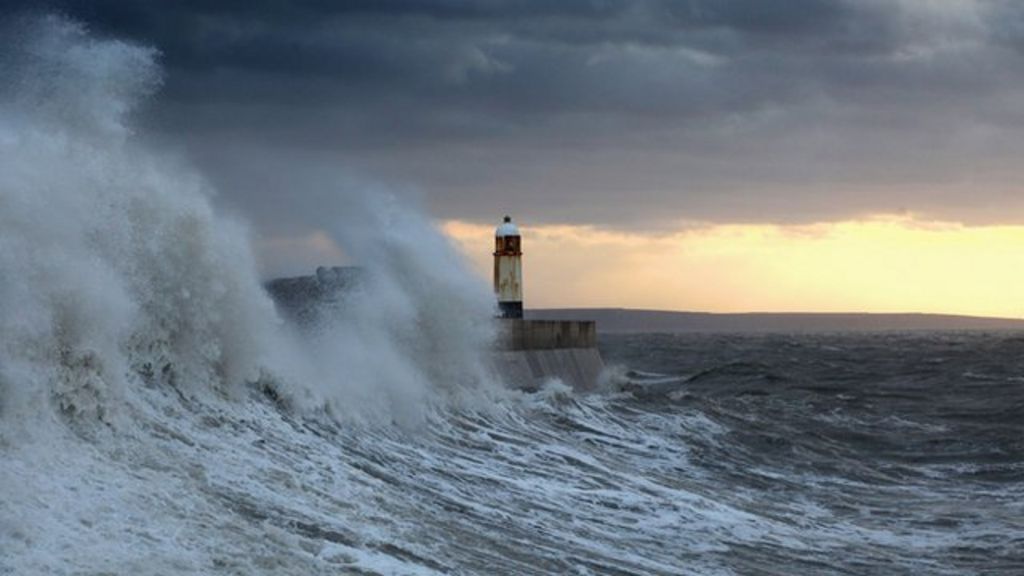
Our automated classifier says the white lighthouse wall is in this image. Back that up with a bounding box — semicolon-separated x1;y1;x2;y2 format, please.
495;256;522;303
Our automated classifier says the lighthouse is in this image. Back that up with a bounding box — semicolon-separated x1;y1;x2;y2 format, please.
494;215;523;318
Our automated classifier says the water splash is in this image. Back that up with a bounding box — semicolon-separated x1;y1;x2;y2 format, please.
0;15;499;432
0;15;511;576
0;16;276;427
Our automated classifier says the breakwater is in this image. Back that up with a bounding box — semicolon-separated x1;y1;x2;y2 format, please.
265;270;605;392
494;320;605;391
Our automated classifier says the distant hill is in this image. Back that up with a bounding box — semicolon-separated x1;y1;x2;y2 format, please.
527;308;1024;333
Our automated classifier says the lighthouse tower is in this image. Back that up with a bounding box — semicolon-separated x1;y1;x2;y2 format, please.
494;215;524;318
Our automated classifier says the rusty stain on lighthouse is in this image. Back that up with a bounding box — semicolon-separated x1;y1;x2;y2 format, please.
493;215;523;318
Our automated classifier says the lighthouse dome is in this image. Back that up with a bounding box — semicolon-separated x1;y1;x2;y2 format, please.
495;215;520;237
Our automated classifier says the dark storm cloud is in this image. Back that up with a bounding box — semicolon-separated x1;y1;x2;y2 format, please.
6;0;1024;235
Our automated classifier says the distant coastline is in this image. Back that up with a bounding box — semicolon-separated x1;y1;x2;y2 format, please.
528;308;1024;333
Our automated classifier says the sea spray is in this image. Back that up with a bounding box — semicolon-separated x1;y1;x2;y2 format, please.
281;192;504;426
0;15;503;433
0;15;514;574
0;16;291;429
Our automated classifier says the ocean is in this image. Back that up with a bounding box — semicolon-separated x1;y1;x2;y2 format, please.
2;15;1023;576
5;331;1024;574
601;332;1024;574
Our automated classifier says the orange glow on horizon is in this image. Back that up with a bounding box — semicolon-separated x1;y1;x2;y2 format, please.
442;215;1024;318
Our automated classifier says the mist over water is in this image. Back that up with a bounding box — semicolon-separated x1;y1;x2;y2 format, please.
0;15;279;426
0;15;499;429
3;15;1023;576
0;16;506;572
295;192;503;425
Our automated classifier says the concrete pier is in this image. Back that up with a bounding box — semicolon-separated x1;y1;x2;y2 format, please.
498;319;597;350
494;319;605;391
265;268;605;392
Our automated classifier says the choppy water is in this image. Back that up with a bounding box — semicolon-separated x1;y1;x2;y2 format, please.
602;332;1024;574
6;332;1024;575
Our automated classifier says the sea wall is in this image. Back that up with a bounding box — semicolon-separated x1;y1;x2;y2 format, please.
492;348;605;392
497;319;597;350
264;273;606;391
494;319;604;391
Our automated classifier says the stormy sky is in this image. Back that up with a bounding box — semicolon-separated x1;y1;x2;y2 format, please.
10;1;1024;237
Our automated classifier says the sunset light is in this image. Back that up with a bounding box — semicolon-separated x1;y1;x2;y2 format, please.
445;215;1024;318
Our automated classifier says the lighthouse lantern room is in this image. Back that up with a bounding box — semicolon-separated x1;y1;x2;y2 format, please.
494;215;524;318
